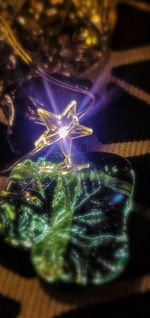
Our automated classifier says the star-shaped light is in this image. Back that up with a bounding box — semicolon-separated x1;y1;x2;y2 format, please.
33;100;93;169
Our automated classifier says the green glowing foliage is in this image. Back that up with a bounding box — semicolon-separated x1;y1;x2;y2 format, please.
0;156;134;285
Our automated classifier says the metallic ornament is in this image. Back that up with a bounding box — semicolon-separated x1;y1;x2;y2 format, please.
33;100;93;169
0;0;110;88
0;153;134;285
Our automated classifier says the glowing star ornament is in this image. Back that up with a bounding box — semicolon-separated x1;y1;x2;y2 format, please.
33;100;93;170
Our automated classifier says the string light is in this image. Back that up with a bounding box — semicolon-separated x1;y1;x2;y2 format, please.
34;100;93;170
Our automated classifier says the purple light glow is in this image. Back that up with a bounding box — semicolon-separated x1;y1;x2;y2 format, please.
43;78;59;115
59;126;68;139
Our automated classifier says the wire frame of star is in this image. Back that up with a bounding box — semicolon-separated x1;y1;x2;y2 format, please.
32;100;93;171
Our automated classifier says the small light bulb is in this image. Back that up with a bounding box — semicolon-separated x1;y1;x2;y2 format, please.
59;126;68;138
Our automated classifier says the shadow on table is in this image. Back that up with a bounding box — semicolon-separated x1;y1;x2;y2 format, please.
0;294;21;318
55;292;150;318
0;239;36;278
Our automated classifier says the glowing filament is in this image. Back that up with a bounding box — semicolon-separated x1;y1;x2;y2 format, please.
59;126;68;139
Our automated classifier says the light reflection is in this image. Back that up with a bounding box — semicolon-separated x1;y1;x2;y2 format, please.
33;100;93;170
